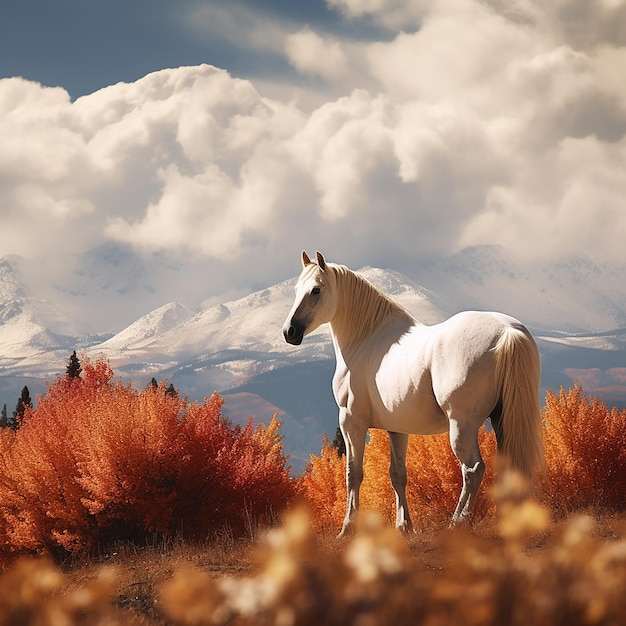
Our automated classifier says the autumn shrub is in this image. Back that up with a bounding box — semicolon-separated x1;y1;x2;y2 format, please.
302;384;626;531
541;384;626;515
301;426;497;531
0;357;295;564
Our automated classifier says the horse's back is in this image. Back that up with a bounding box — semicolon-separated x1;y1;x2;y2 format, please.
428;311;533;419
430;310;523;357
431;310;527;351
341;310;536;435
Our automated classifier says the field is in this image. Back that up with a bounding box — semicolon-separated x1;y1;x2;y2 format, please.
3;492;626;626
2;359;626;624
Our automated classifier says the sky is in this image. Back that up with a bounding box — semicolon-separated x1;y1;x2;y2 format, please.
1;0;626;313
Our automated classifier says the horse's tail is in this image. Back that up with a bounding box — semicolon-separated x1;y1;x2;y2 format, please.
493;324;544;477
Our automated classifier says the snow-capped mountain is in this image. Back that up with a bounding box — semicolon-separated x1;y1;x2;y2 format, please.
93;266;446;368
0;259;452;470
97;302;195;352
84;267;448;445
90;261;626;469
1;247;625;472
0;258;83;365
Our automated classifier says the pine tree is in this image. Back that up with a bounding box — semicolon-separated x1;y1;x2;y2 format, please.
0;404;8;428
12;386;32;429
66;351;82;379
165;383;178;397
148;377;158;390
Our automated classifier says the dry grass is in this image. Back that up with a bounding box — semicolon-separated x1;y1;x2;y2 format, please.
4;476;626;626
56;534;255;626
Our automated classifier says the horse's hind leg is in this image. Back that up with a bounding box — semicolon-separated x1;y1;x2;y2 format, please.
449;419;485;524
388;431;413;533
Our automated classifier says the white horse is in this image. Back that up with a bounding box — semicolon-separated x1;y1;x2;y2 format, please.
283;251;543;535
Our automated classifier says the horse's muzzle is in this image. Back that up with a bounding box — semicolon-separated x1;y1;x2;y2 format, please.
283;322;304;345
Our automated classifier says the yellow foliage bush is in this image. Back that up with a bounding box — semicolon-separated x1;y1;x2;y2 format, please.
160;484;626;626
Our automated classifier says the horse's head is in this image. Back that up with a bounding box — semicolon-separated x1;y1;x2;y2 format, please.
283;251;337;345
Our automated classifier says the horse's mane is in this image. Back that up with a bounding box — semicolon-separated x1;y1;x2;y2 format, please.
329;264;413;344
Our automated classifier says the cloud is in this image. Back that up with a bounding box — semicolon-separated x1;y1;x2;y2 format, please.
288;91;396;220
0;78;97;255
182;2;288;57
1;0;626;290
103;67;308;259
0;66;306;262
326;0;427;28
285;28;349;82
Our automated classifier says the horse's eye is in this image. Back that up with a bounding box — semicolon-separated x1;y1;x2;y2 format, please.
311;287;321;295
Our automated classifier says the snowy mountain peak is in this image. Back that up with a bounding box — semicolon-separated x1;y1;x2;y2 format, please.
358;266;446;325
85;267;447;375
0;257;24;312
0;258;20;290
98;302;195;352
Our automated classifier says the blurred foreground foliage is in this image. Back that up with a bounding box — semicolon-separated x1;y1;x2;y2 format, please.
2;476;626;626
161;478;626;626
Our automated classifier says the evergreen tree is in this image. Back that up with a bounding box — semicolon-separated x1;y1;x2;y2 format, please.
66;350;82;379
165;383;178;397
332;426;346;458
148;377;159;389
12;386;32;429
0;403;8;428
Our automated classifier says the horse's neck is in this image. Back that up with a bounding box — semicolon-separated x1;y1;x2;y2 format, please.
329;266;412;347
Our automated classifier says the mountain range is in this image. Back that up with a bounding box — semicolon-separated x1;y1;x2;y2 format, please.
1;246;625;472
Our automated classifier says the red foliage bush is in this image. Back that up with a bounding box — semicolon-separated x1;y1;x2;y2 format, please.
0;358;295;563
541;384;626;514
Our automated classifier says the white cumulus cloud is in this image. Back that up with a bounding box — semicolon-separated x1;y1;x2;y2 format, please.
1;0;625;288
285;28;349;82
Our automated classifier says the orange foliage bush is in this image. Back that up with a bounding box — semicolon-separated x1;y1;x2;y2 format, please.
541;384;626;514
301;426;496;531
0;358;295;563
297;436;348;528
302;383;626;530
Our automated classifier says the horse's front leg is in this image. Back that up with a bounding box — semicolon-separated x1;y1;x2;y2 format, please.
388;431;413;533
338;409;368;538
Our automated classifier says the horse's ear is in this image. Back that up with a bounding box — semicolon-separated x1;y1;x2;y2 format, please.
316;251;327;270
301;251;312;267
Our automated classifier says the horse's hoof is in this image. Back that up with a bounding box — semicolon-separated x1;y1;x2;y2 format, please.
396;523;415;535
336;524;356;539
449;515;471;529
